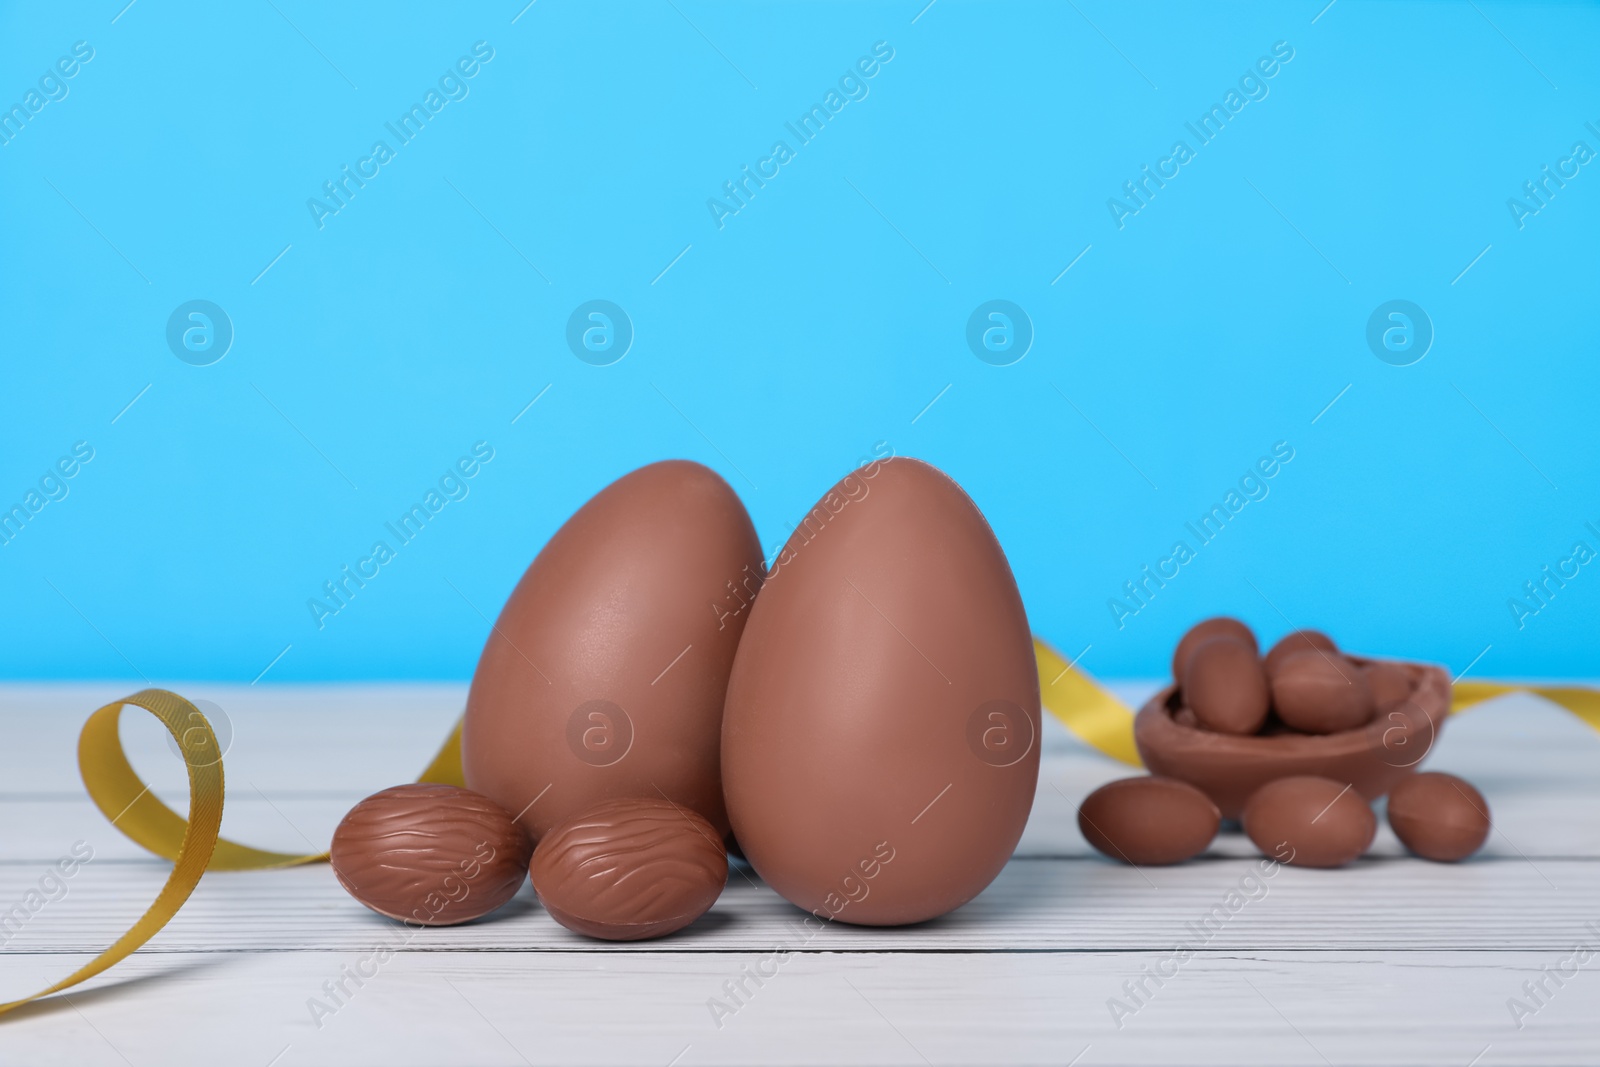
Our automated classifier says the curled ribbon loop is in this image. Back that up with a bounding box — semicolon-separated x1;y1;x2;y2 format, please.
0;690;225;1016
0;690;465;1019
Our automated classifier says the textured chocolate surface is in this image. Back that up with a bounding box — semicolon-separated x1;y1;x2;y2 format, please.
1387;772;1491;862
1078;777;1220;866
530;797;727;941
1243;775;1377;868
1270;651;1374;734
1264;629;1338;677
330;784;532;925
462;460;762;840
1171;617;1257;681
722;457;1040;926
1135;658;1450;819
1182;636;1270;735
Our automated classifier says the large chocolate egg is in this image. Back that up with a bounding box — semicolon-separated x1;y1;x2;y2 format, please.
722;457;1040;926
463;461;763;840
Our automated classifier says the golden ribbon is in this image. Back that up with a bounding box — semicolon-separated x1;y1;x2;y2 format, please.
2;649;1594;1018
0;690;226;1017
0;690;464;1019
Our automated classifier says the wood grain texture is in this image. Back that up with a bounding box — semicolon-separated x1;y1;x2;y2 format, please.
2;682;1599;1064
0;950;1596;1066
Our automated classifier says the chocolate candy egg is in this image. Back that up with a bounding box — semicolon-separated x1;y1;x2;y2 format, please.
463;461;763;840
1264;629;1338;677
531;797;727;940
1364;660;1414;713
1243;775;1376;868
1078;777;1220;865
1270;650;1374;734
1387;772;1491;862
722;457;1040;926
1181;637;1270;735
1171;616;1257;680
331;784;532;925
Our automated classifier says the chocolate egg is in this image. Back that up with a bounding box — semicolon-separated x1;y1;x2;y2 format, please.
1264;629;1338;677
1181;637;1270;735
1364;660;1414;713
530;797;727;940
1078;777;1220;865
331;784;532;925
463;461;763;840
722;457;1040;926
1270;651;1374;734
1243;775;1376;868
1171;616;1257;680
1387;772;1491;862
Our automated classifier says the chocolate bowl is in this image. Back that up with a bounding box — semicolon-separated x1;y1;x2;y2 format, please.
1134;658;1450;819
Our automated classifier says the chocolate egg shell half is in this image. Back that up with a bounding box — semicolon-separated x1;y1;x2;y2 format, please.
1078;777;1220;865
1264;629;1338;677
1387;772;1491;862
1134;659;1449;819
331;784;532;925
530;797;727;941
1270;651;1374;734
1182;637;1270;735
1243;775;1376;868
723;457;1040;926
1171;617;1257;680
463;460;763;840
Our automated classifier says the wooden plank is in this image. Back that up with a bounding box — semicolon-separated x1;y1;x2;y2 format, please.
1;949;1595;1066
0;850;1592;955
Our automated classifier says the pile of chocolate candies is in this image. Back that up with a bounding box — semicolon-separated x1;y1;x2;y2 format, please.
1077;617;1493;869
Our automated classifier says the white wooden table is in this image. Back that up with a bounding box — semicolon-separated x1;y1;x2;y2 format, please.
2;682;1598;1065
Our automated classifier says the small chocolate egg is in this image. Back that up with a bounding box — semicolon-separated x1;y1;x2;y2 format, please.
1171;616;1257;680
1364;660;1414;713
1387;772;1491;862
331;784;533;925
1270;651;1374;734
1181;637;1270;735
1078;777;1220;865
1243;775;1376;868
530;797;727;940
1264;629;1338;677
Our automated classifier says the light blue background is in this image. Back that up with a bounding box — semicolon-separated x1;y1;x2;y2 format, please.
1;1;1596;682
